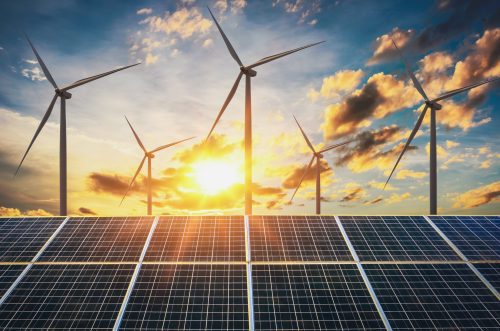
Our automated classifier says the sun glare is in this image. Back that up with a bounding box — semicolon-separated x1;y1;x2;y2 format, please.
191;160;242;195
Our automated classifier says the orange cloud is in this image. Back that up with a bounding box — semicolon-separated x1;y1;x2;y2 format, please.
395;169;426;180
308;69;364;100
367;27;414;65
419;51;454;74
453;181;500;209
0;206;52;216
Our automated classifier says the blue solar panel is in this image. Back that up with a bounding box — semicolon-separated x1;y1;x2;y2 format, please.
474;263;500;292
252;264;386;330
0;265;25;298
120;264;248;330
0;217;64;262
364;263;500;329
0;264;135;329
340;216;461;261
429;216;500;260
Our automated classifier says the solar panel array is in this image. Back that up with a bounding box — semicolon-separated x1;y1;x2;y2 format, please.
0;214;498;330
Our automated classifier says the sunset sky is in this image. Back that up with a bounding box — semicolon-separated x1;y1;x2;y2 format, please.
0;0;498;216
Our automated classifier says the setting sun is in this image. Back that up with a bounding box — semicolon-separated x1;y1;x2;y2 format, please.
191;160;242;195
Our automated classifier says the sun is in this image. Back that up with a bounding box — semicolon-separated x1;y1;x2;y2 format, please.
191;160;242;195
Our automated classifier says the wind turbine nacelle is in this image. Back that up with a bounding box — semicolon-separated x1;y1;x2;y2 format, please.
241;67;257;77
426;101;442;110
56;89;72;99
316;153;323;159
146;153;155;159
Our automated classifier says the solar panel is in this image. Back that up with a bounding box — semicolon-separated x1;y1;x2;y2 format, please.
252;264;386;330
429;216;500;260
0;265;25;298
250;216;353;261
0;264;134;329
39;216;154;262
144;216;246;262
364;263;500;329
339;216;461;261
0;217;64;262
474;263;500;292
120;264;248;330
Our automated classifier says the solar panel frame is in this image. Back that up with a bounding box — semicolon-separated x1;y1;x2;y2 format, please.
144;216;246;262
0;264;135;330
474;263;500;292
252;263;386;330
38;216;154;262
429;216;500;260
0;217;65;262
339;216;462;261
250;215;353;262
120;263;249;330
364;263;500;330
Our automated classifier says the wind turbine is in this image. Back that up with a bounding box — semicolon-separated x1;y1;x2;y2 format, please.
290;116;352;215
121;116;194;215
15;34;140;216
205;7;324;215
385;39;500;215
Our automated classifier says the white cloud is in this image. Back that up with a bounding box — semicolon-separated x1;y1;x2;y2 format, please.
21;67;46;81
137;8;153;15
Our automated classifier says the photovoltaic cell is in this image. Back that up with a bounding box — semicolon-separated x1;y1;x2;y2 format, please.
429;216;500;260
120;264;248;330
364;263;500;330
0;265;25;297
339;216;461;261
474;263;500;292
39;216;154;262
250;216;353;261
0;217;64;262
0;264;134;330
144;216;246;262
252;264;385;330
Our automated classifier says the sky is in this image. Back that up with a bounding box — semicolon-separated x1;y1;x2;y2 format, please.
0;0;498;216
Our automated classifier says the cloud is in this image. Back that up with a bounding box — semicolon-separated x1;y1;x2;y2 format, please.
453;181;500;208
0;206;52;216
335;126;415;173
368;0;498;64
145;53;159;65
21;67;46;81
274;0;321;24
137;8;153;15
367;27;414;65
419;51;454;74
78;207;97;215
147;7;212;39
308;69;364;101
386;192;411;204
368;180;397;191
479;160;492;169
282;159;331;189
446;140;460;149
321;73;420;139
395;169;426;180
425;143;448;158
364;196;383;205
340;183;365;202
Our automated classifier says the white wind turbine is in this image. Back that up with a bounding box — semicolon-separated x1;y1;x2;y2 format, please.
385;39;499;215
290;116;352;214
205;7;324;215
121;116;194;215
15;34;140;216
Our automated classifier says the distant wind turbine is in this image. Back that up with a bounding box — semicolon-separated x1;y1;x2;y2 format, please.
205;7;324;215
290;116;352;215
15;34;140;216
385;39;499;215
121;116;194;216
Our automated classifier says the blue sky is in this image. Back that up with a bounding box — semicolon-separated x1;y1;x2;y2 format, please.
0;0;498;216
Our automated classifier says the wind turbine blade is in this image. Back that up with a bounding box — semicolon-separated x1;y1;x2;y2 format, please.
206;71;243;141
24;33;58;89
384;105;429;188
432;77;500;103
319;139;354;153
151;136;196;153
125;116;147;153
15;94;58;176
293;115;315;153
248;41;325;69
391;38;429;101
62;63;140;91
120;155;146;205
290;155;315;202
207;7;243;67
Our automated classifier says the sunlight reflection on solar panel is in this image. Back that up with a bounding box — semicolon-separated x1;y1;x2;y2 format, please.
39;216;154;262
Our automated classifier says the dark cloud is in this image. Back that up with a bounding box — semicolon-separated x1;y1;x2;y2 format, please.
340;187;365;202
282;159;331;189
78;207;96;215
364;197;383;205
